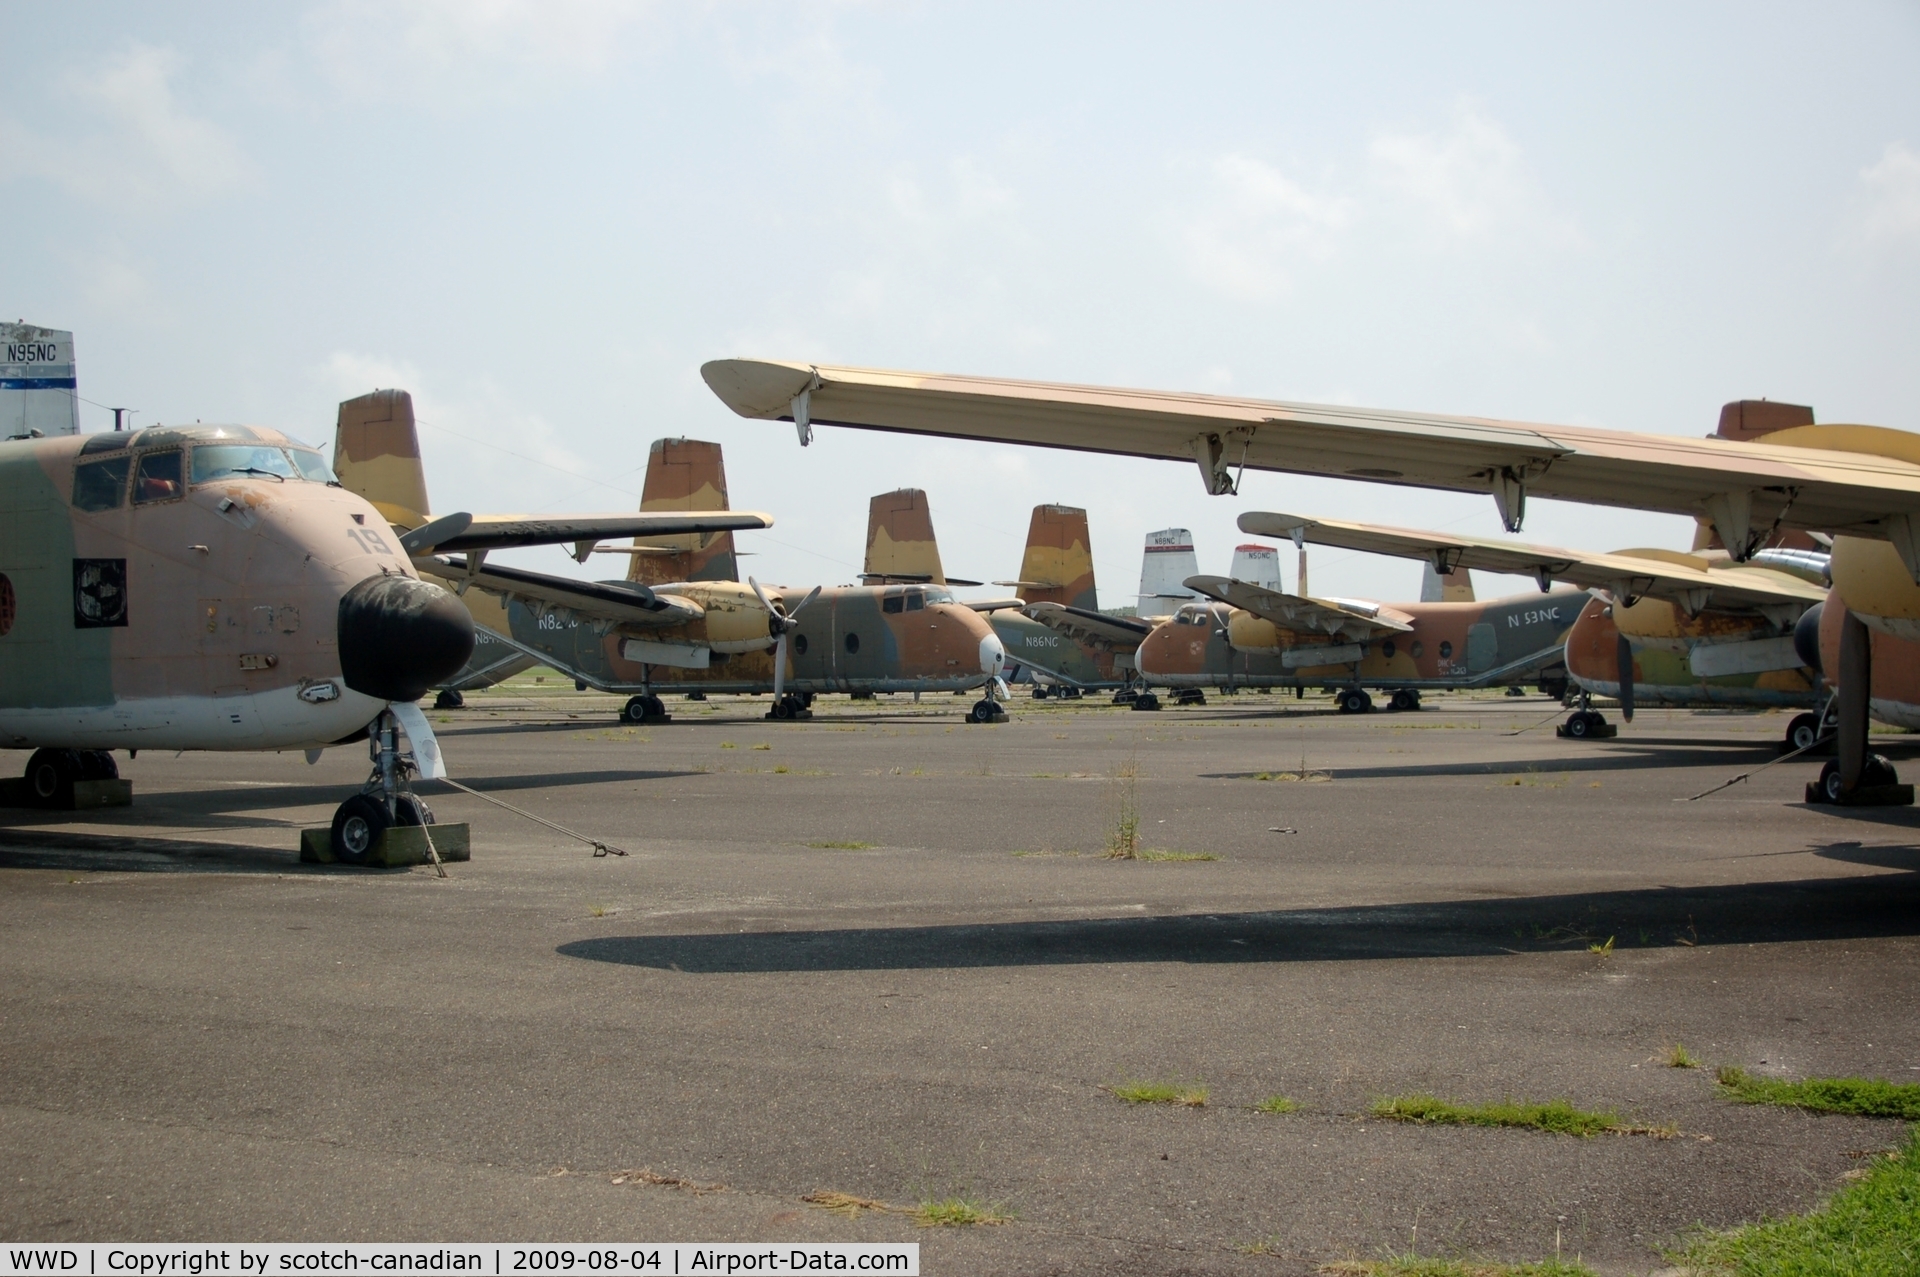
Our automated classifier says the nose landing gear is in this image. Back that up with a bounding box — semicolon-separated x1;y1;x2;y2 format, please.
768;692;813;720
1557;691;1618;739
328;710;436;866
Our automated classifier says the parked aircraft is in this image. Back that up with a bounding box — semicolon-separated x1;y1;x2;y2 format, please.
1241;510;1830;744
337;408;1011;724
703;361;1920;803
0;405;748;860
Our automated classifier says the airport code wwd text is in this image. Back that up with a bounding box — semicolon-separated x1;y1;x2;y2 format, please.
2;1247;916;1277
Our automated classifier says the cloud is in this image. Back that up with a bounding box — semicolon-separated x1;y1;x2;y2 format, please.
1852;141;1920;253
1180;154;1353;299
1369;105;1580;246
0;44;249;206
303;0;665;100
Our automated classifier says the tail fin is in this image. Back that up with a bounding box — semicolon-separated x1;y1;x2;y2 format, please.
1137;527;1199;616
1420;562;1476;602
334;389;431;528
627;438;737;585
1014;505;1098;610
863;488;946;584
1228;543;1283;592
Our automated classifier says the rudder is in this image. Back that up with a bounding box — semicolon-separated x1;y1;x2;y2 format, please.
335;390;431;528
1016;505;1097;610
627;438;737;585
863;488;946;584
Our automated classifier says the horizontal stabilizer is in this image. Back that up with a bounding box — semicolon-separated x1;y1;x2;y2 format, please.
1185;575;1413;639
418;555;703;627
407;511;771;559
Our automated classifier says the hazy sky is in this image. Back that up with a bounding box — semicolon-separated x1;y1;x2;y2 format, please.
6;2;1917;604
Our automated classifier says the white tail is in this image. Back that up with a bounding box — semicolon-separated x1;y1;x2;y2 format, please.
1137;527;1200;617
1229;543;1283;591
1;323;79;437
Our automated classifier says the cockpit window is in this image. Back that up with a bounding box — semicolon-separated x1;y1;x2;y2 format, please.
132;450;184;504
905;589;925;611
191;444;301;484
922;586;954;605
72;456;131;512
288;448;337;483
882;591;904;614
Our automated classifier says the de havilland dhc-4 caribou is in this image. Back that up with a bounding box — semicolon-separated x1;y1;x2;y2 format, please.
703;359;1920;805
0;397;769;861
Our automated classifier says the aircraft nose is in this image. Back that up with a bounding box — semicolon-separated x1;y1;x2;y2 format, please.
337;573;476;703
979;630;1006;677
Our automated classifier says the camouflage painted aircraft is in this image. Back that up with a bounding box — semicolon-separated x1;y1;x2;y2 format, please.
336;409;1011;723
1132;572;1585;711
856;490;1136;696
0;395;755;860
1243;509;1829;743
704;361;1920;804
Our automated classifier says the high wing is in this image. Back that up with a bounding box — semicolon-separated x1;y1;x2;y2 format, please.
701;358;1920;557
418;554;703;627
1184;575;1414;640
1239;512;1827;614
1023;603;1153;651
399;511;772;561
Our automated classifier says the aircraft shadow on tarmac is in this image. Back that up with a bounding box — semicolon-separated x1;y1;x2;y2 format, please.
559;851;1920;974
1200;741;1920;783
81;768;702;818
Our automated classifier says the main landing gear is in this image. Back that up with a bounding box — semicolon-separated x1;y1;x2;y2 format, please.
1807;610;1910;806
767;691;813;720
622;694;671;723
1387;689;1421;713
434;688;465;710
328;710;434;866
1335;689;1372;713
1173;688;1207;706
1556;690;1618;740
22;748;118;807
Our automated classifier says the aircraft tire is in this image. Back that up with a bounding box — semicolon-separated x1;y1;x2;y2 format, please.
331;794;392;866
1813;756;1891;801
434;689;465;710
1785;713;1821;753
1131;692;1162;712
394;794;434;826
1565;711;1594;738
621;696;649;724
25;748;79;806
1389;690;1418;713
77;750;119;781
1032;686;1050;699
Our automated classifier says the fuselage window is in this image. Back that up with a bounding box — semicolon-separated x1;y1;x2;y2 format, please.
72;456;131;512
906;590;925;611
132;451;184;504
794;633;808;656
882;593;904;614
1381;639;1396;659
1411;641;1424;658
845;631;860;654
191;445;299;484
1438;640;1453;659
923;587;954;605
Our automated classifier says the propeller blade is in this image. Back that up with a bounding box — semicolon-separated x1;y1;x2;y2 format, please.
748;575;776;617
788;584;823;617
773;631;788;702
1616;632;1636;723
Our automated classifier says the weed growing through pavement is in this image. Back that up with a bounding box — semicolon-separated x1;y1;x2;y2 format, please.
1369;1095;1674;1138
752;743;771;751
1665;1044;1701;1069
1586;936;1615;956
1674;1123;1920;1273
911;1197;1012;1228
1319;1258;1596;1276
1252;1095;1299;1114
1105;748;1141;858
805;840;876;850
1106;1080;1209;1106
1714;1067;1920;1118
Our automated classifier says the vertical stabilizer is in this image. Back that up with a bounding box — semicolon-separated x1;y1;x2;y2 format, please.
628;438;737;585
1014;505;1098;610
335;390;431;527
1420;562;1476;602
1137;527;1199;617
1229;543;1283;592
863;488;946;584
1;323;79;437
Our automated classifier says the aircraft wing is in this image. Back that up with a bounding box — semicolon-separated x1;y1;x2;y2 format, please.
401;511;772;560
1239;512;1828;612
1185;575;1415;639
1023;603;1153;650
701;358;1920;550
418;555;704;627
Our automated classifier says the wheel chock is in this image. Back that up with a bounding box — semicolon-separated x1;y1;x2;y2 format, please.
300;822;473;866
0;778;133;810
1554;722;1617;739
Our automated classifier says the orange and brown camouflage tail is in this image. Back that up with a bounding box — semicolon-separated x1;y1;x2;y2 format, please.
334;389;431;528
1016;505;1097;610
863;489;946;584
627;438;737;585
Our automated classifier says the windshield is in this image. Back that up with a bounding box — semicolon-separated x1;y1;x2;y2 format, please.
921;586;954;605
288;448;337;483
191;445;301;484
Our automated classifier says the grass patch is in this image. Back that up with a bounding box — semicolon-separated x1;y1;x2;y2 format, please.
751;743;771;750
1106;751;1141;857
1674;1122;1920;1274
1252;1095;1299;1114
719;741;736;749
1586;936;1615;956
1134;849;1219;862
1665;1044;1701;1069
1107;1080;1208;1107
1369;1094;1672;1138
1320;1259;1596;1276
804;840;876;850
1249;768;1333;782
911;1197;1011;1228
1714;1066;1920;1119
